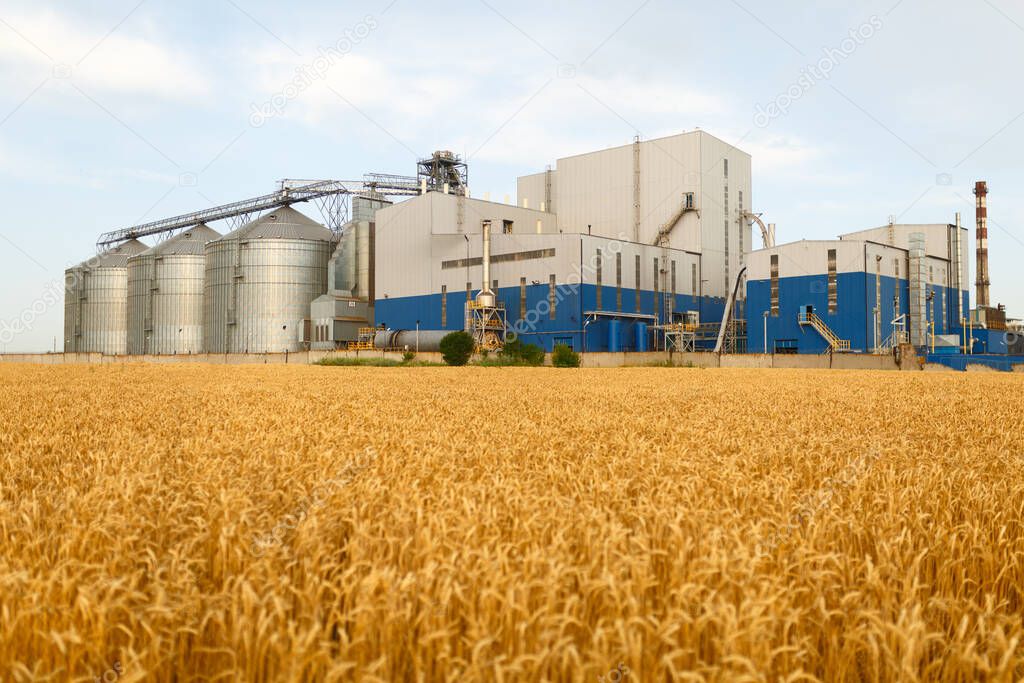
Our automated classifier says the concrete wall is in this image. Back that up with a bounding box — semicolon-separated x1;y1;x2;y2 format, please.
0;351;912;372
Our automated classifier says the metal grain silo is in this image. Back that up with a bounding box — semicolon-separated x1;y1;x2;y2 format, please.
126;224;220;355
64;239;148;354
204;206;335;353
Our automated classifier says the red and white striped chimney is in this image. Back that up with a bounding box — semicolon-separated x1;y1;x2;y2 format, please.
974;181;990;308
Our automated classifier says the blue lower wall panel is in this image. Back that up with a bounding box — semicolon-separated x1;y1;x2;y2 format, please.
375;284;726;352
748;272;967;354
925;354;1024;372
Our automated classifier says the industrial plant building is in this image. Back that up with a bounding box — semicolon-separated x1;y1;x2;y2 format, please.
747;222;971;355
376;131;749;352
61;131;1021;370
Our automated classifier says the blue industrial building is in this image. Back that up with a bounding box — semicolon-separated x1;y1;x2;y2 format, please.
746;224;971;355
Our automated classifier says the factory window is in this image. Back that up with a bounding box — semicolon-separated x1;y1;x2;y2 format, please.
548;275;556;319
827;249;838;314
738;191;744;262
441;285;447;327
724;183;730;294
503;220;514;234
442;248;556;270
635;255;641;312
535;219;542;234
493;279;499;293
894;260;901;313
596;249;603;309
692;263;697;295
616;252;622;312
770;255;779;316
671;260;677;297
723;158;729;178
653;257;659;297
519;278;527;320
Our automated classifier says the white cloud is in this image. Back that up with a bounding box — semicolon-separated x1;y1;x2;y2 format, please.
745;135;824;173
0;8;210;99
0;138;180;189
240;43;731;167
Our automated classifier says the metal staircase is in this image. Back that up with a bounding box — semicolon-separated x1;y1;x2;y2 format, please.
799;310;851;352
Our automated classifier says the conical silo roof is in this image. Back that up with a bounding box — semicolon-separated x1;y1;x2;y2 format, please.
74;238;148;269
137;223;221;258
217;205;333;242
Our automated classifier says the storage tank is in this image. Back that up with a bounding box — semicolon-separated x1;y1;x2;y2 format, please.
635;322;649;352
126;224;220;355
64;239;148;354
608;319;622;352
204;206;335;353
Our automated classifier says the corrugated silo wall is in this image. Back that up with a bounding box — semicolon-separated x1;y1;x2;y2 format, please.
204;238;332;354
128;254;207;355
72;266;131;355
63;267;80;353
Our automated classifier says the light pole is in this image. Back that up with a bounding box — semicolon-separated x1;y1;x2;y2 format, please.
415;320;420;353
873;307;879;354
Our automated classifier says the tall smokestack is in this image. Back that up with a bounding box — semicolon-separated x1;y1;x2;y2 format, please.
476;220;495;307
974;181;990;308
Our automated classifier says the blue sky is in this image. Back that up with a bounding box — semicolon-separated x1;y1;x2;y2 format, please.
1;0;1022;351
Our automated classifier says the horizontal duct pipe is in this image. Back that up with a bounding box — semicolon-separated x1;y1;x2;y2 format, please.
373;329;449;353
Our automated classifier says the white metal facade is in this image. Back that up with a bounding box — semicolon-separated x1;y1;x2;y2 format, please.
516;130;752;299
748;238;954;282
375;193;559;300
838;223;969;290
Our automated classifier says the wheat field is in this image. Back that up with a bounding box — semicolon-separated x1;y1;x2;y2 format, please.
0;363;1021;682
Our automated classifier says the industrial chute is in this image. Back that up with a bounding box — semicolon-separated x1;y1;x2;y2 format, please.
714;266;747;355
743;212;776;249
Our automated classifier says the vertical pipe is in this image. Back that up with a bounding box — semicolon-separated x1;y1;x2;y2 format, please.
481;220;492;295
954;211;962;322
974;181;990;308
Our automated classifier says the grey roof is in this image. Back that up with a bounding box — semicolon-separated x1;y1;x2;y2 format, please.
135;223;221;258
216;205;334;242
72;238;148;269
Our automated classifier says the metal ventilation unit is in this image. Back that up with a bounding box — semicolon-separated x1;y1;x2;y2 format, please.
417;151;468;196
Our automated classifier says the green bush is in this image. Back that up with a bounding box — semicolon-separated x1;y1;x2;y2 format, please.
551;344;581;368
402;351;416;363
439;331;475;366
499;338;546;366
